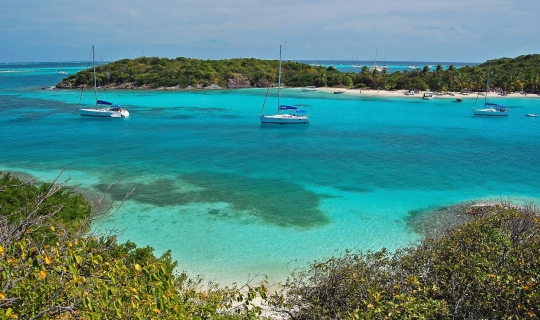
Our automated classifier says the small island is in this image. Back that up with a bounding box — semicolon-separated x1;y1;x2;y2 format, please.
56;54;540;94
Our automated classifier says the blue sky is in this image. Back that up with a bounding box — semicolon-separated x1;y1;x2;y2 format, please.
1;0;539;63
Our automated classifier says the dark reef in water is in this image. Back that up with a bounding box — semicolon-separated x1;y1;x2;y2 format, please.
94;172;330;230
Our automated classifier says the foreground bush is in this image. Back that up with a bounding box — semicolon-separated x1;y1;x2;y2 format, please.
0;172;268;319
270;204;540;319
3;171;540;319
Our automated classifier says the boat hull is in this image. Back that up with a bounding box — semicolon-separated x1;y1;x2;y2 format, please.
260;114;309;124
472;109;508;116
79;108;130;118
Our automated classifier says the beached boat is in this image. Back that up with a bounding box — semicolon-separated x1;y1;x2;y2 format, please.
472;65;508;116
423;92;434;100
334;90;345;94
301;86;317;92
259;46;309;125
79;46;129;118
526;113;538;117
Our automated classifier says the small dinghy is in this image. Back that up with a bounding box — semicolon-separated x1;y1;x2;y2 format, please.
526;113;538;117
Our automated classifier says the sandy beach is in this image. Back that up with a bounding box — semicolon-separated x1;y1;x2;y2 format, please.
315;87;540;99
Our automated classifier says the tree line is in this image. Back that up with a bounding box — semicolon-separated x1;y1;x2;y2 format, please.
58;54;540;93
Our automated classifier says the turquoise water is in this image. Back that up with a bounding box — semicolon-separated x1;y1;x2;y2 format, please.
1;63;540;285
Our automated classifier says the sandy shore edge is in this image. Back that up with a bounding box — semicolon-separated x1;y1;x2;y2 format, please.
314;87;540;99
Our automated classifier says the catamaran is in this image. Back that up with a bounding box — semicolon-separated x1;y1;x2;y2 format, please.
259;45;309;124
79;45;129;118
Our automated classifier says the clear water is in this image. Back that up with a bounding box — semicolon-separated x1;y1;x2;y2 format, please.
1;63;539;285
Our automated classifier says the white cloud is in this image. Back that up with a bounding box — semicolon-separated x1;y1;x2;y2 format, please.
0;0;539;62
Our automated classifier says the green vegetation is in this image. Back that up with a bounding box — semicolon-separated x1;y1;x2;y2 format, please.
58;54;540;93
2;171;540;319
57;57;352;89
270;204;540;319
0;172;268;319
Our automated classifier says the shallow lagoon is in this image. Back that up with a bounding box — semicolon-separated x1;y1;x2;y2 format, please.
1;65;540;284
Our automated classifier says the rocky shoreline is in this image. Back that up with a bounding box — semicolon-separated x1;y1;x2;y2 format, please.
405;201;531;238
55;74;273;90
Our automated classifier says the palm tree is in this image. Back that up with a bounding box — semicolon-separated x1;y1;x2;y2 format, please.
526;74;540;93
420;66;430;83
315;70;327;87
371;68;382;89
359;66;371;85
446;65;457;92
470;69;485;92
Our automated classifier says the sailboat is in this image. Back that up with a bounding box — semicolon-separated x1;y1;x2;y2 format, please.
56;59;67;75
369;48;386;72
259;45;309;124
79;45;129;118
408;58;418;70
472;65;508;116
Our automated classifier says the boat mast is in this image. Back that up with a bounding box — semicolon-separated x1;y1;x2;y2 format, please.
93;45;98;104
485;64;491;105
278;44;282;114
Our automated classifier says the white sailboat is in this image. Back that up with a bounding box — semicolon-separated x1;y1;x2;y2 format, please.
472;65;508;116
79;46;129;118
259;45;309;125
56;59;67;75
369;48;386;72
408;58;418;70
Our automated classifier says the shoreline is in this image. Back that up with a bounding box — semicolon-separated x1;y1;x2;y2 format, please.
53;84;540;100
314;87;540;99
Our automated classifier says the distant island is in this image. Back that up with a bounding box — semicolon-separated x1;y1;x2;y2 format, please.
56;54;540;93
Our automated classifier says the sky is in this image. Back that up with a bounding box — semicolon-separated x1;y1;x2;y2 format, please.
1;0;539;63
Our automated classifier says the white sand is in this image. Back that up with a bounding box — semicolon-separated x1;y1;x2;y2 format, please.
314;87;540;99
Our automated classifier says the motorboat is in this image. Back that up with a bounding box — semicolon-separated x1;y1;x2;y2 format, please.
301;86;317;92
423;92;434;100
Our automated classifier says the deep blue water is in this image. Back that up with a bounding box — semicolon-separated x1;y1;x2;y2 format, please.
1;62;538;284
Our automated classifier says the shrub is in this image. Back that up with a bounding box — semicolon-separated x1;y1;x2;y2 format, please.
270;204;540;319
